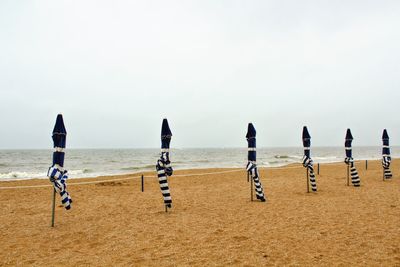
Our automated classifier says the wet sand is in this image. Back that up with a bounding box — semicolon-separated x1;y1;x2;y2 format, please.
0;159;399;266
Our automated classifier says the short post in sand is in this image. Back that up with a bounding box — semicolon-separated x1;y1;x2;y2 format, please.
51;188;56;227
141;174;144;192
365;160;368;170
247;171;249;182
317;163;320;175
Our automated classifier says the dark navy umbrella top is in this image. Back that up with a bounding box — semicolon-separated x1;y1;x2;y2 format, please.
345;129;353;141
345;129;353;158
246;123;256;162
51;114;66;167
382;129;389;140
302;126;311;146
246;123;256;140
382;129;390;156
302;126;311;157
52;114;66;149
161;118;172;149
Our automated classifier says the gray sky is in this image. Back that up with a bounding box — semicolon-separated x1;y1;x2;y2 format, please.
0;0;399;149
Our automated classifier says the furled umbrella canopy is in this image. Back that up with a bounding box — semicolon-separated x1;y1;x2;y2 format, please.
47;114;72;210
344;129;360;186
345;129;353;158
245;123;266;202
302;126;311;158
382;129;392;179
302;126;317;192
161;118;172;150
156;119;173;209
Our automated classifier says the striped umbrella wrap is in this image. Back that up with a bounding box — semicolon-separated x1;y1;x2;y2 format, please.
246;123;266;202
156;119;173;208
344;129;360;186
382;129;392;179
302;126;317;192
47;114;72;210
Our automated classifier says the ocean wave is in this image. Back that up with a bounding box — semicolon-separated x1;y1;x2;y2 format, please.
274;155;290;159
0;171;46;180
0;169;100;180
120;164;155;171
274;154;302;160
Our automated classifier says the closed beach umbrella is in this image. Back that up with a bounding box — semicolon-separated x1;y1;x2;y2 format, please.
245;123;266;202
382;129;392;180
344;129;360;186
47;114;72;210
156;119;173;209
302;126;317;192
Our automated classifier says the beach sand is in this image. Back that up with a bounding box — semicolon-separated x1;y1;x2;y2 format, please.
0;159;399;266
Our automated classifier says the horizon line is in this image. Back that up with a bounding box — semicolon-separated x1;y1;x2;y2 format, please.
0;145;397;150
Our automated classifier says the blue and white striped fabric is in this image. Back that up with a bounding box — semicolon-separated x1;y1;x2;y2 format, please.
302;126;317;192
156;119;173;208
246;123;266;202
47;114;72;210
344;129;360;186
382;129;392;180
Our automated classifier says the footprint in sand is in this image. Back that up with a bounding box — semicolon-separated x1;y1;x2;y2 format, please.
233;236;249;241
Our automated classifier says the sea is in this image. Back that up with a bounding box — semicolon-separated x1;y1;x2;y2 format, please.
0;147;398;181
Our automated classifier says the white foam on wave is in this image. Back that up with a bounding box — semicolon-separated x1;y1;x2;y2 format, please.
0;171;47;181
0;169;88;181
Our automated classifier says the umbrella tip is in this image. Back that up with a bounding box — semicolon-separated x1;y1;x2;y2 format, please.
345;128;353;140
246;123;256;138
161;118;172;137
53;114;66;134
302;126;310;139
382;129;389;140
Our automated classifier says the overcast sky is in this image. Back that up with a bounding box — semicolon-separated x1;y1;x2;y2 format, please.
0;0;399;149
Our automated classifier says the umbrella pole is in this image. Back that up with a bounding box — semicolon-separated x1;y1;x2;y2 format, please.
383;168;385;181
165;205;168;213
247;171;249;182
250;176;253;201
51;188;56;227
347;165;350;186
306;168;309;193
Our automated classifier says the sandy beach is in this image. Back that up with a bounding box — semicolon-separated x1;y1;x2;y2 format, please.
0;159;399;266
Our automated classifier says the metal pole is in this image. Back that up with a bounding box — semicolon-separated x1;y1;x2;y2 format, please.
141;174;144;192
51;188;56;227
317;163;320;175
306;168;309;193
347;165;350;186
365;160;368;170
250;176;253;201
